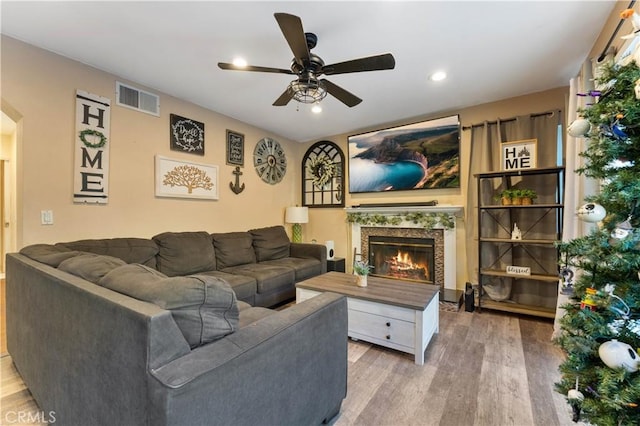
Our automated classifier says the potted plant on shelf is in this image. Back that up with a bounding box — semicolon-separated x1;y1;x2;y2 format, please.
353;259;372;288
519;188;538;205
510;189;524;205
495;189;514;205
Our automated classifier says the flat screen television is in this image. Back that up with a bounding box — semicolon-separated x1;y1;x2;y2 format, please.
348;114;460;193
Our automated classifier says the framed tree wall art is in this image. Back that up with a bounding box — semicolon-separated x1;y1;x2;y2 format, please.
155;155;218;200
302;141;345;207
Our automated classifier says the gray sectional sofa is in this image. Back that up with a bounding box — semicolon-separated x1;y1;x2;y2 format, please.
6;225;348;425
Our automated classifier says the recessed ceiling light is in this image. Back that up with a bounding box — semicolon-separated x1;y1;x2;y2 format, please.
430;71;447;82
232;57;247;67
311;104;322;114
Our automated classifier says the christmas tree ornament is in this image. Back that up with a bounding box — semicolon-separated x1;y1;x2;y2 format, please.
577;90;602;98
559;266;575;295
598;339;640;372
567;377;584;423
610;217;633;242
611;118;628;140
620;8;640;39
635;78;640;99
577;203;607;222
580;287;598;311
567;118;591;137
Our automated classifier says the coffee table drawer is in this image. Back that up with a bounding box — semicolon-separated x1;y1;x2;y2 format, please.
348;297;415;322
349;310;415;348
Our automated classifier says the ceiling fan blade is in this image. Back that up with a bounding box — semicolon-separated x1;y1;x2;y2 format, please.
323;53;395;75
321;79;362;107
274;13;310;65
218;62;294;75
273;88;294;106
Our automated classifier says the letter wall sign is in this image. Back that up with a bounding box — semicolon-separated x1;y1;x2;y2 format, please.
501;139;537;171
74;90;110;203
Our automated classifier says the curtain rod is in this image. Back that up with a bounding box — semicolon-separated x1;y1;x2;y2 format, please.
597;0;636;62
462;110;559;131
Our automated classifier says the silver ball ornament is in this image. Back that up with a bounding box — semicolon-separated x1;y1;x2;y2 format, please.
567;388;584;401
567;118;591;137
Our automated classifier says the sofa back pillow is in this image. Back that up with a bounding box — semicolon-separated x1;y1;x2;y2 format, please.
153;232;216;276
19;244;83;267
56;238;159;268
249;225;291;262
212;232;256;269
99;264;239;348
58;253;127;284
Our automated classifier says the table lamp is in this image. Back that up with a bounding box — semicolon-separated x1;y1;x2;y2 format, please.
285;206;308;243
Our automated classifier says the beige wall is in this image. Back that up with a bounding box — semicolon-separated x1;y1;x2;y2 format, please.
2;36;303;246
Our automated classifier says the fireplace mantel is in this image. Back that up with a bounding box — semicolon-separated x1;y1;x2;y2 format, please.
346;205;462;292
345;205;463;216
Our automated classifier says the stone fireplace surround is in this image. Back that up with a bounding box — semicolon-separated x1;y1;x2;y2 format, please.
346;205;463;297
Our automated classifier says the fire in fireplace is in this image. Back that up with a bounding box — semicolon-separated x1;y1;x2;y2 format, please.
368;236;435;284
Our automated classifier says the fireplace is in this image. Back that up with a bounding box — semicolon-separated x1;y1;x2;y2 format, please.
369;236;435;284
347;204;463;299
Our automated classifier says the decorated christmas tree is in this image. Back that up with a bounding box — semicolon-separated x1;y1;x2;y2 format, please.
556;59;640;425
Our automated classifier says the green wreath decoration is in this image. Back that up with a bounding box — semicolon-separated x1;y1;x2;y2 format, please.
307;155;336;188
346;211;455;231
79;129;107;149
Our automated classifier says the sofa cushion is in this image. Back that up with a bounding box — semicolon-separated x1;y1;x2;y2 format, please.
220;263;295;294
58;253;127;284
197;270;257;305
260;257;322;281
153;232;216;277
99;264;238;348
56;238;159;268
19;244;82;267
212;232;256;269
249;225;290;262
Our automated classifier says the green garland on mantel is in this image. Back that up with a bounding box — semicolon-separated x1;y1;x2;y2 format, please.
346;211;455;231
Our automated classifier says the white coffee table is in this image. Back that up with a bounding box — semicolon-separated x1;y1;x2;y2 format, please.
296;271;439;365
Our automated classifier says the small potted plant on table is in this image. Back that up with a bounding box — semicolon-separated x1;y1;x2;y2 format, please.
353;259;372;288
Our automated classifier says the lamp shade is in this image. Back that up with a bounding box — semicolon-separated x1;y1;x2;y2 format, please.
285;206;309;224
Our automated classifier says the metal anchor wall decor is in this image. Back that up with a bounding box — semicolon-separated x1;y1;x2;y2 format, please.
229;166;245;194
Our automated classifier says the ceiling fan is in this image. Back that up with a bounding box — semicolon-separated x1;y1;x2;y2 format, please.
218;13;396;108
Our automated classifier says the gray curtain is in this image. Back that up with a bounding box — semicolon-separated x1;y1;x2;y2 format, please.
465;112;562;305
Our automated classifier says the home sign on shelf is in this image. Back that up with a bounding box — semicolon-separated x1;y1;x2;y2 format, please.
501;139;537;171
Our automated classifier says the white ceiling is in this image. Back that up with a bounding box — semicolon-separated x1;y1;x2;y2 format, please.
1;1;616;143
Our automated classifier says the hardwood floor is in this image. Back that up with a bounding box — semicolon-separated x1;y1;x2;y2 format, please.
0;308;576;425
332;309;575;426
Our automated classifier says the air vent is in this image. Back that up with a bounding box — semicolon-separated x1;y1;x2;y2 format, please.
116;81;160;116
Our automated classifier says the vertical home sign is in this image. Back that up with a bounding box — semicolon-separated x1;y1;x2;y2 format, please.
74;90;110;203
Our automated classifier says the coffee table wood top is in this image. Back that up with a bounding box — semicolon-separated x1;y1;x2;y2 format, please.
296;271;439;311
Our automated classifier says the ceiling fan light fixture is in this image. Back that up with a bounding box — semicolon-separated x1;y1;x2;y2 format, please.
288;77;327;104
232;57;248;67
311;103;322;113
429;71;447;82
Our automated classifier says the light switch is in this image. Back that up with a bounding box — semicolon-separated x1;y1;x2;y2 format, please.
41;210;54;225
